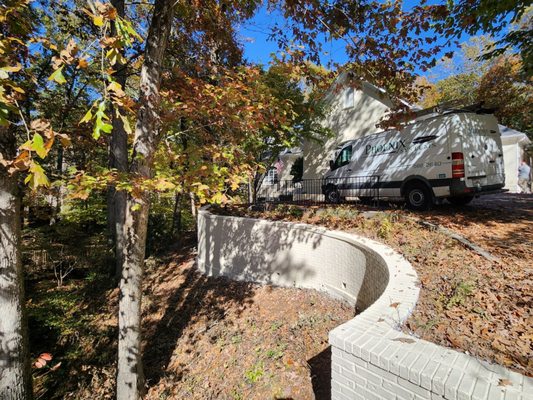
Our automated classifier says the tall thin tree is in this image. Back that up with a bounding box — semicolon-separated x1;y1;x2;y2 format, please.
116;0;175;398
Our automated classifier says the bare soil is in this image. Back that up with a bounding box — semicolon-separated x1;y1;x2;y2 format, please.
218;195;532;377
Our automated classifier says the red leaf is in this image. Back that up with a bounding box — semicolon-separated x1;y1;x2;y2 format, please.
39;353;53;361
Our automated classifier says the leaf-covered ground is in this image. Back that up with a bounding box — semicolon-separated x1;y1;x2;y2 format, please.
142;257;352;400
26;229;353;399
219;193;532;377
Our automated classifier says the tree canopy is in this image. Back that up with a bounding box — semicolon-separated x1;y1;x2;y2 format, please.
1;0;531;398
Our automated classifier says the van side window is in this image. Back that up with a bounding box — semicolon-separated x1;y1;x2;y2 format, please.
334;146;352;169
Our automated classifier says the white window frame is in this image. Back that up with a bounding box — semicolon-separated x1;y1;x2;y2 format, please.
264;167;279;185
343;87;354;109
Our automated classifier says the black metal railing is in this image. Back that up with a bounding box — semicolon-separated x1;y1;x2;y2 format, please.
257;176;380;205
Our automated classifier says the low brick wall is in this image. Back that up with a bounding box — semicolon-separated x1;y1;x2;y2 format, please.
197;208;532;399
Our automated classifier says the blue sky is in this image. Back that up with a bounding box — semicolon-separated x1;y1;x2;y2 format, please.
239;5;349;68
237;1;500;80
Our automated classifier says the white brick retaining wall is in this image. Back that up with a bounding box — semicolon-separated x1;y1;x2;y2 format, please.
197;208;532;399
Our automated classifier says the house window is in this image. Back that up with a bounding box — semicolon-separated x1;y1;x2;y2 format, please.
264;167;279;185
343;87;354;109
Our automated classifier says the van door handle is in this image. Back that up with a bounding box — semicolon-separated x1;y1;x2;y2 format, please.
347;169;352;171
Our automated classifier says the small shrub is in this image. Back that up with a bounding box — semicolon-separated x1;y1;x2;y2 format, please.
244;362;264;384
446;281;475;309
377;216;394;239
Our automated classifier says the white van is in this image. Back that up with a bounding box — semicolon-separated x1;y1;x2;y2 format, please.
322;111;506;209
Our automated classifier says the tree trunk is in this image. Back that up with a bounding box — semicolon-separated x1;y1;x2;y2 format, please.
107;0;129;282
0;132;32;400
189;192;196;219
171;191;182;239
116;0;174;399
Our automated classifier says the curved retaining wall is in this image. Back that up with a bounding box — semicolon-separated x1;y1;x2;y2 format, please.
197;208;532;400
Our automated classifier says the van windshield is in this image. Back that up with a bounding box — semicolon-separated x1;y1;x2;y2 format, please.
333;146;352;169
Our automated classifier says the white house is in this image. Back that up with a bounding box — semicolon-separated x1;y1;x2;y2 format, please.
500;125;531;192
257;71;400;200
302;72;406;180
258;70;530;200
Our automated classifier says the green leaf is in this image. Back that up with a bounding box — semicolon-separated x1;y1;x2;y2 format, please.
93;101;112;139
115;17;143;45
32;133;47;158
106;48;126;66
131;203;141;212
24;161;49;189
79;108;93;124
0;102;10;126
93;120;113;139
119;113;132;134
48;66;66;84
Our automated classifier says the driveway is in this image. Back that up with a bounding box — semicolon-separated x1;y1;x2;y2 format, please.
468;192;533;216
413;193;532;267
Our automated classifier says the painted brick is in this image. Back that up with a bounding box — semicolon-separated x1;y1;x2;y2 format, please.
366;361;399;384
397;375;433;398
409;351;436;385
444;368;466;399
331;388;354;400
339;347;368;369
366;379;397;399
355;363;383;385
487;384;505;400
432;363;454;396
333;353;356;373
332;369;355;389
352;383;383;400
361;336;385;361
504;389;523;400
340;366;367;387
456;373;478;400
199;210;533;400
332;380;358;398
399;352;421;381
382;379;416;400
472;378;491;400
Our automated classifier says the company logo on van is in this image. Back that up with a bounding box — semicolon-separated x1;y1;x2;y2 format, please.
365;140;407;156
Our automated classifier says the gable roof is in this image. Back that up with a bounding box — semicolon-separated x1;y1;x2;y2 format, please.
323;71;417;110
499;125;531;146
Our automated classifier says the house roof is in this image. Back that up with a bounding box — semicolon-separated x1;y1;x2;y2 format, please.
499;124;531;146
325;71;416;110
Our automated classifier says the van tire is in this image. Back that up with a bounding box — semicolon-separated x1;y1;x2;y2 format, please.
325;186;341;204
448;196;474;206
404;183;433;211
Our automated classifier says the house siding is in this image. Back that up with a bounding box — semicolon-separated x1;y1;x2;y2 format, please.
303;80;392;180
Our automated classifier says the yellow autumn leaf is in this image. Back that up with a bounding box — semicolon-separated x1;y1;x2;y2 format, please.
93;15;104;27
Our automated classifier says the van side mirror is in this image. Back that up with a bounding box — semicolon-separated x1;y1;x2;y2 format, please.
329;160;334;170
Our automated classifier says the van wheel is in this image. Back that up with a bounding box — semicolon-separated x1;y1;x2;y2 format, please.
405;183;433;211
325;186;341;204
448;196;474;206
